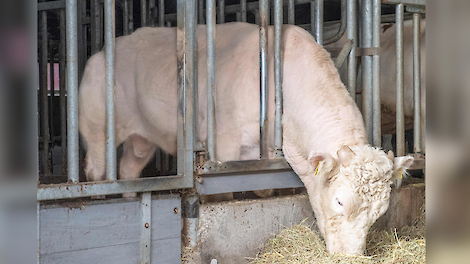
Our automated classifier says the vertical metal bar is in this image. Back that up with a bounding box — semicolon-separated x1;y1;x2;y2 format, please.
199;0;204;24
176;0;196;186
347;0;356;101
49;43;55;144
66;0;79;183
59;9;67;175
372;0;381;147
218;0;224;24
139;192;152;264
274;0;283;157
259;0;269;159
129;0;134;32
91;0;102;54
361;0;373;144
41;10;51;176
123;0;129;35
105;0;117;181
159;0;164;27
315;0;323;45
166;21;171;27
183;195;199;248
413;13;421;153
149;0;156;27
241;0;247;22
310;1;314;32
396;3;405;156
141;0;147;27
288;0;295;25
207;0;216;161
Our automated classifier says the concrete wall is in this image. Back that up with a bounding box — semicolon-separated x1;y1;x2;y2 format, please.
184;194;315;264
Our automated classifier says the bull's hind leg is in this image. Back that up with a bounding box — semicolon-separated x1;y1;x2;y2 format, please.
119;134;156;198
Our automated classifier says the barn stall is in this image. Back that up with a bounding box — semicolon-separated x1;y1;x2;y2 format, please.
36;0;425;263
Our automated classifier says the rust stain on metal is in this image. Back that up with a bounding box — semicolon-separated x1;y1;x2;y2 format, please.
145;223;149;228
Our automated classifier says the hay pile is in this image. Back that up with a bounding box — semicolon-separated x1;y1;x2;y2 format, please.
249;212;425;264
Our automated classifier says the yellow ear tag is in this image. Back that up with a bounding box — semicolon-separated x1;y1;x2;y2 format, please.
400;170;403;179
314;161;322;175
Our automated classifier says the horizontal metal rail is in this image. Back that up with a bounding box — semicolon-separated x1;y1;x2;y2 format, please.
381;0;425;6
196;170;303;195
37;176;192;201
198;158;291;175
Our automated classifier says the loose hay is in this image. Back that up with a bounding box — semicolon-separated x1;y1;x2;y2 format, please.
249;211;425;264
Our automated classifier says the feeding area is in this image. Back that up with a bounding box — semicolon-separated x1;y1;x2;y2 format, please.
250;209;425;264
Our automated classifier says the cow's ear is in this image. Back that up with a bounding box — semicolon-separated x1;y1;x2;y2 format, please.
308;151;338;184
337;145;356;167
392;155;414;180
308;151;325;173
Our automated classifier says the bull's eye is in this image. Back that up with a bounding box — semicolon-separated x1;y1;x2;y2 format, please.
336;198;343;206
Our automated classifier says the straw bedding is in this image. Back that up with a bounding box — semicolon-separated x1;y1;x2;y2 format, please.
249;210;425;264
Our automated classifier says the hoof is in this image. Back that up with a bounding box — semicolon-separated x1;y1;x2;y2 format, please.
253;189;275;198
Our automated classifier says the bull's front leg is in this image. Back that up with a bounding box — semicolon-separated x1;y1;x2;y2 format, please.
119;134;157;198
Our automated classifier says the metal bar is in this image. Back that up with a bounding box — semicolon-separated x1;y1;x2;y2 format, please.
372;0;381;147
361;0;373;144
77;0;86;83
196;170;303;195
315;0;323;44
129;0;134;31
199;0;204;24
334;39;353;69
104;0;117;181
259;0;269;159
38;0;65;11
207;0;216;162
59;9;67;175
149;0;156;27
183;195;199;248
381;0;425;6
41;10;51;176
347;0;356;101
274;0;283;158
141;0;147;27
49;43;55;143
140;192;151;264
176;0;196;188
310;1;315;32
323;0;346;45
288;0;295;24
413;13;421;153
241;0;247;22
218;0;225;23
37;175;190;200
123;0;129;35
166;21;171;27
198;158;291;175
66;0;79;183
91;0;102;54
396;3;405;156
159;0;164;27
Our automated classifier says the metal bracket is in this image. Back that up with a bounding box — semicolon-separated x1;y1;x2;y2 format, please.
406;5;425;13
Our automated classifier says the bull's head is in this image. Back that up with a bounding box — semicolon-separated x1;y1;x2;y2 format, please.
306;145;413;255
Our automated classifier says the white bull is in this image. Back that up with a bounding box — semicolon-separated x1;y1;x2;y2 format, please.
78;22;413;255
